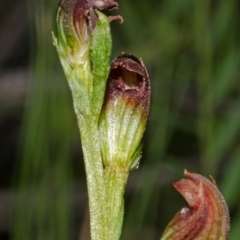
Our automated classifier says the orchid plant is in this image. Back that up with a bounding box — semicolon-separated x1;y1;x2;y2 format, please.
53;0;230;239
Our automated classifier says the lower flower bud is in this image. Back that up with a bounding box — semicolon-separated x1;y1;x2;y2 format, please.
99;54;150;170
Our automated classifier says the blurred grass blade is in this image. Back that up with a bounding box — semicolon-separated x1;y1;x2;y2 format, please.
220;148;240;210
12;0;73;239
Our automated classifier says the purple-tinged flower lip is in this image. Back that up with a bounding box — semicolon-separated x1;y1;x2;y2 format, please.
102;53;150;119
108;54;150;99
111;54;147;76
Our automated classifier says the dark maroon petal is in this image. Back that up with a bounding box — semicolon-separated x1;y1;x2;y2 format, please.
104;54;150;118
58;0;122;38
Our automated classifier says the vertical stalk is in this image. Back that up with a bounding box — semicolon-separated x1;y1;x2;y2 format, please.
77;116;107;240
78;116;128;240
104;166;128;240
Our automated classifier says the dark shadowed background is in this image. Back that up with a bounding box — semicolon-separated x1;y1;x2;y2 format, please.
1;0;240;239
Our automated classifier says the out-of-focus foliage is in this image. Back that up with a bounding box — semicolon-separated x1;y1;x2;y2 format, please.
12;0;77;239
11;0;240;239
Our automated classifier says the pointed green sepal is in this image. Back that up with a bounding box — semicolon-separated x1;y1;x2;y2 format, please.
90;10;112;116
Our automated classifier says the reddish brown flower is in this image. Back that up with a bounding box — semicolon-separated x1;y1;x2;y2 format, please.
160;170;230;240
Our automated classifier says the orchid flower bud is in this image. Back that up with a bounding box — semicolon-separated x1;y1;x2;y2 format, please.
99;54;150;170
53;0;122;116
160;170;230;240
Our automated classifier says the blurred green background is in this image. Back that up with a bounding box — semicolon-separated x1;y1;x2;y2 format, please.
0;0;240;239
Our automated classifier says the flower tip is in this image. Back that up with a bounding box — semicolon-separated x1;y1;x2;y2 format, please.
94;0;123;23
108;15;124;23
94;0;119;10
183;168;190;176
56;0;122;47
209;174;217;185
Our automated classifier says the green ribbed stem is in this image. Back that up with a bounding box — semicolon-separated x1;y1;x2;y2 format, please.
78;115;129;240
104;166;129;240
77;116;107;240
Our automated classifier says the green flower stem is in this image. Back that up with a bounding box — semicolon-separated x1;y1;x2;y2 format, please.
78;115;129;240
77;115;107;240
104;166;129;240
